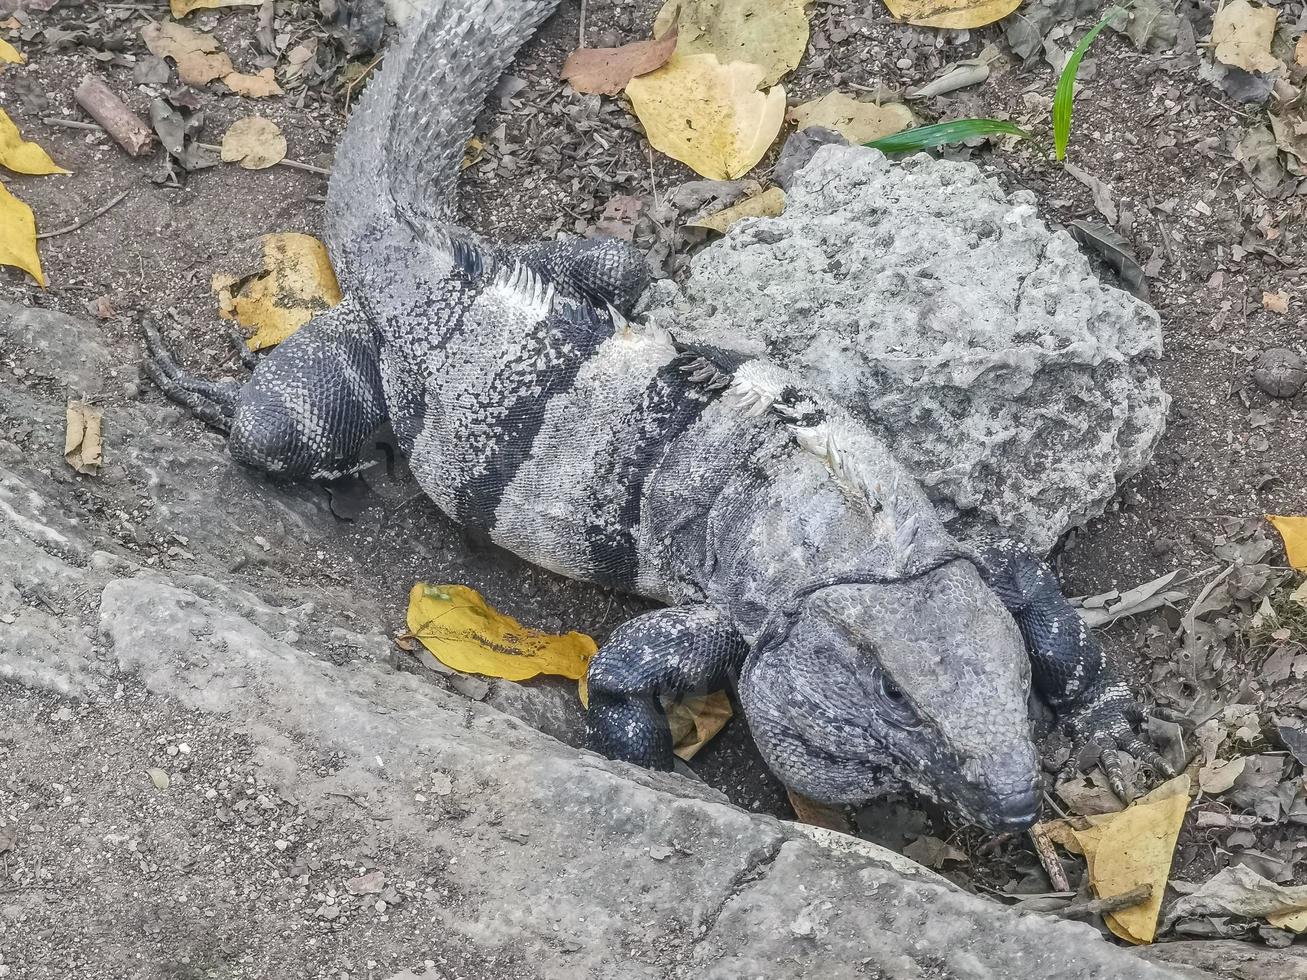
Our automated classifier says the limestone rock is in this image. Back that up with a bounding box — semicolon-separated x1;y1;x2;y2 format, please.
645;145;1168;552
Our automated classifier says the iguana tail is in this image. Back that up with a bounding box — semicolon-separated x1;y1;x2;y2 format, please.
325;0;561;255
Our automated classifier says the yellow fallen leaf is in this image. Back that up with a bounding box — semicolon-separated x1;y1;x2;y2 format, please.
406;583;596;682
212;233;341;349
1211;0;1282;74
666;691;734;760
653;0;809;88
224;68;284;99
787;91;915;145
1268;515;1307;571
0;107;67;175
64;400;103;475
0;181;43;285
1068;774;1191;944
626;53;785;180
0;38;24;64
882;0;1023;30
461;136;485;171
688;186;786;233
220;116;286;170
170;0;260;15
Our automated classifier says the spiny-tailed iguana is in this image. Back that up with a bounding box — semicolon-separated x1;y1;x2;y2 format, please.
144;0;1173;831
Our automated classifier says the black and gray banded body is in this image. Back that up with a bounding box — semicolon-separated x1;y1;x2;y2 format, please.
145;0;1172;832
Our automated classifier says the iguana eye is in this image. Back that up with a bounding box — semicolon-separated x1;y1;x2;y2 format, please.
876;672;920;728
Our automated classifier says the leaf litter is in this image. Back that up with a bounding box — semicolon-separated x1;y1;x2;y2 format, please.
560;31;677;95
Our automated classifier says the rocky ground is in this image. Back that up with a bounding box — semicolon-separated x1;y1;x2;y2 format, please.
0;0;1306;975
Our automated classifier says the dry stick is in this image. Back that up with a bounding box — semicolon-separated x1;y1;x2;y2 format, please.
41;117;330;176
578;0;587;48
74;75;155;157
1028;822;1071;892
37;187;131;240
1057;884;1152;919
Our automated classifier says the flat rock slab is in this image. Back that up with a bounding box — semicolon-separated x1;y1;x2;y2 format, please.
0;304;1190;977
646;145;1167;552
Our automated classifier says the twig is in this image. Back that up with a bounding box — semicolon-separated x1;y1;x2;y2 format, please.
37;188;131;240
74;75;155;157
1057;884;1152;918
1028;822;1071;892
579;0;587;48
41;117;330;176
344;54;384;113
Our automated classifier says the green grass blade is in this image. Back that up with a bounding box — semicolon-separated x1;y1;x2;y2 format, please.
1054;9;1127;161
865;119;1030;154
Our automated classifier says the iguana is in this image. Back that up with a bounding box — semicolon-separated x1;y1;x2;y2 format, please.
144;0;1173;831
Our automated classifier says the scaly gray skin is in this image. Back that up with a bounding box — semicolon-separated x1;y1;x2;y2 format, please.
143;0;1174;832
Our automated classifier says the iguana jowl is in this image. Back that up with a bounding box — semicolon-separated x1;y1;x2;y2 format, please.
144;0;1173;831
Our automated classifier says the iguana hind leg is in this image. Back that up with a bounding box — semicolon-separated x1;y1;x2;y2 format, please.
587;606;748;770
974;539;1177;800
507;237;650;315
143;294;389;480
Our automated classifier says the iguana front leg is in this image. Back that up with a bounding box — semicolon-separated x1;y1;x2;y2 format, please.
587;606;748;770
973;540;1177;800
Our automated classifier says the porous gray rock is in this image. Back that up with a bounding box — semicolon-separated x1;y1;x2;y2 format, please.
0;300;1191;977
645;145;1168;552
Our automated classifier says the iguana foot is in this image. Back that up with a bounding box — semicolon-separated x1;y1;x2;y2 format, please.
972;539;1174;798
141;318;241;434
587;606;747;770
1064;680;1177;802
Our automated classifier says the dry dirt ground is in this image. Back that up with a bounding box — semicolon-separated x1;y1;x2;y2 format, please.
1;0;1306;967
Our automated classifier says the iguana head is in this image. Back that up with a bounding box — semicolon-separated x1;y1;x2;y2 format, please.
739;561;1040;832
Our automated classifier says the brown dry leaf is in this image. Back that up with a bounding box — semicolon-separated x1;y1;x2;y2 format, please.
1267;515;1307;570
212;233;342;349
64;401;102;476
142;21;234;86
1211;0;1282;74
1298;35;1307;67
882;0;1022;30
626;53;785;180
170;0;260;15
0;108;67;175
787;91;914;145
0;38;23;64
1054;769;1125;816
223;68;283;99
560;32;678;96
653;0;808;88
1055;774;1191;944
1197;756;1246;794
220;116;286;170
666;691;733;760
1262;290;1290;313
0;181;43;286
405;583;596;682
688;186;785;233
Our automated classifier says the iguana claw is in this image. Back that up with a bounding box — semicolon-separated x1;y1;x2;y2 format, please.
1066;682;1177;803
